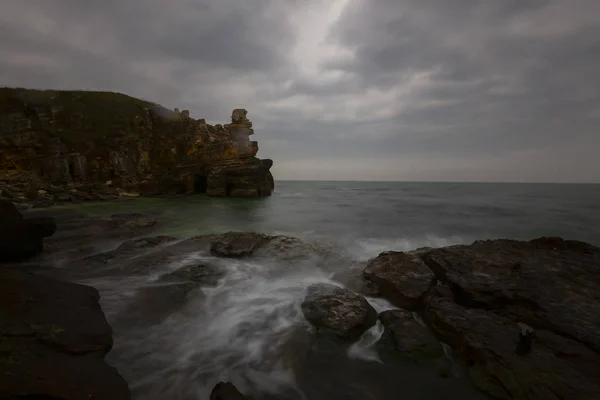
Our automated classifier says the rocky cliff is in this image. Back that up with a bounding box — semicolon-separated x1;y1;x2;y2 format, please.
0;88;274;204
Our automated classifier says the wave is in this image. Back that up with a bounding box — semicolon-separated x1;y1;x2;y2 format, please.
342;235;468;261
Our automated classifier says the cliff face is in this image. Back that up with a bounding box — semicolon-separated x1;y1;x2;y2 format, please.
0;88;274;203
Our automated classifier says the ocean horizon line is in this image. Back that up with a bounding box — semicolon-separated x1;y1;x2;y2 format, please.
276;179;600;185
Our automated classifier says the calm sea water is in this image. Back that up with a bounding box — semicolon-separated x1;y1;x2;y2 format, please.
72;180;600;256
39;181;600;400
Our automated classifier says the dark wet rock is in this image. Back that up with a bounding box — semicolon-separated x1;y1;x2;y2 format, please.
32;198;55;208
363;251;435;310
209;232;334;264
421;238;600;353
423;285;600;400
417;238;600;400
377;309;444;362
81;235;218;279
253;235;317;261
284;325;485;400
160;262;225;287
210;382;249;400
107;213;158;230
301;283;377;341
0;199;56;262
115;236;177;253
210;231;269;257
0;269;130;400
83;236;177;270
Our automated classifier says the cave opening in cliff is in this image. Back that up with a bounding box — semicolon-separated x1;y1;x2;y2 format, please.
193;174;207;194
226;183;234;196
68;162;74;179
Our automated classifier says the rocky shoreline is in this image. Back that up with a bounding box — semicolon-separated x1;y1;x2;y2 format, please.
2;202;599;399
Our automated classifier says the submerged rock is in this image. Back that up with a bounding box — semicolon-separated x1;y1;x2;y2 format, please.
210;382;249;400
107;213;159;230
0;270;130;400
331;262;380;297
363;251;435;309
301;283;377;341
116;262;225;326
0;199;56;262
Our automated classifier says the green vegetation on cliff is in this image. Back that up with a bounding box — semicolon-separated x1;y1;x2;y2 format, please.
0;87;179;144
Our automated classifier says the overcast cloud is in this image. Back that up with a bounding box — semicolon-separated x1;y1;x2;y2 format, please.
1;0;599;182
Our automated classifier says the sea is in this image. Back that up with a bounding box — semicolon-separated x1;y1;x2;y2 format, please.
32;181;600;400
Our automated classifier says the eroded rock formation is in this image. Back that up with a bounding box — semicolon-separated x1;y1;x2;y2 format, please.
301;283;377;341
0;88;274;203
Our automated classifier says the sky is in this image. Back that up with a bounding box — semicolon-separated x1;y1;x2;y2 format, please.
1;0;599;183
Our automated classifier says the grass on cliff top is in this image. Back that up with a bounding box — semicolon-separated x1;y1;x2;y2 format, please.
0;87;181;143
0;87;173;115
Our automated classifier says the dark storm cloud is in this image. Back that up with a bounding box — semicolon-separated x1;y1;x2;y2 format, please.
319;0;600;165
0;0;295;111
0;0;599;181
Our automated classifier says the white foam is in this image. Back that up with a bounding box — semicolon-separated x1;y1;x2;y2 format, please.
348;321;385;363
92;232;463;399
347;235;466;260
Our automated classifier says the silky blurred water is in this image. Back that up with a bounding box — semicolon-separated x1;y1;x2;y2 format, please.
40;181;600;399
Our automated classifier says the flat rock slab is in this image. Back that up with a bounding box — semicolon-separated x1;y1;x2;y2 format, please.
209;232;325;262
363;251;435;309
114;262;225;327
301;283;377;341
421;237;600;353
424;284;600;400
0;269;130;400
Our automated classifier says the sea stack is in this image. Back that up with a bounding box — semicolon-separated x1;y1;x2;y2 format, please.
0;88;274;203
203;108;274;197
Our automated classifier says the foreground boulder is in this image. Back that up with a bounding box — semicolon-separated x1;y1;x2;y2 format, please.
364;237;600;400
0;269;130;399
210;232;269;257
377;309;443;362
0;199;56;262
363;250;435;309
301;283;377;341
